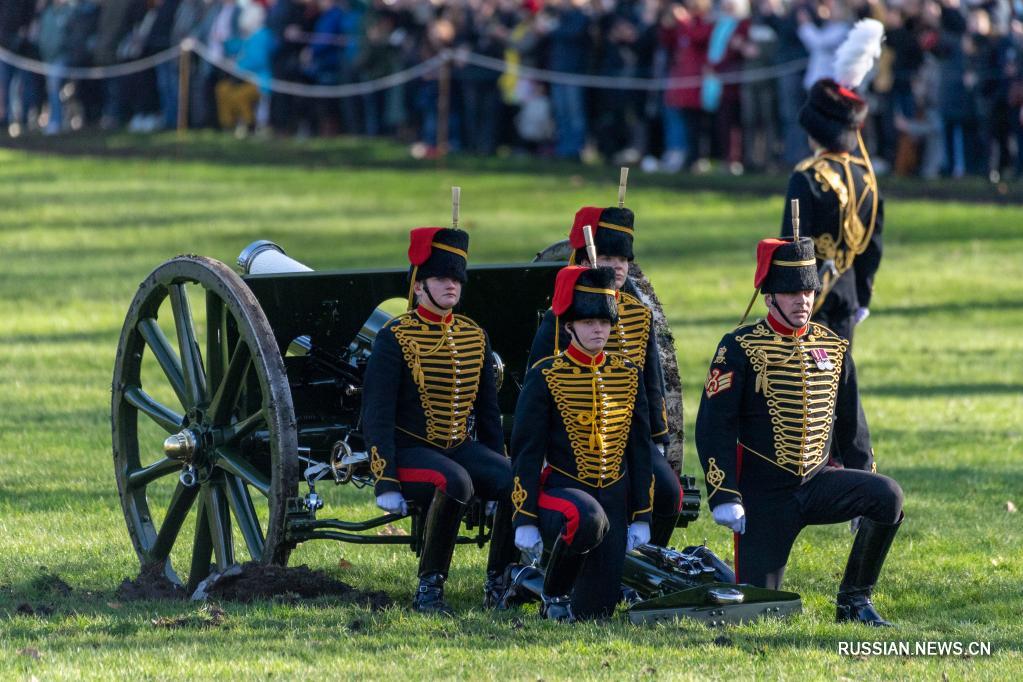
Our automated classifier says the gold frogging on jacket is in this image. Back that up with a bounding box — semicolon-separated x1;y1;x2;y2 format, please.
542;353;638;488
737;320;848;476
390;312;486;449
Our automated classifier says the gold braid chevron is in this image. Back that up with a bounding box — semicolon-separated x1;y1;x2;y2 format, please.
606;291;652;369
705;457;741;500
542;354;638;488
390;312;486;449
736;321;847;476
795;150;879;278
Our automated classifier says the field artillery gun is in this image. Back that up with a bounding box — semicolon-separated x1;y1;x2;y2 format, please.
111;239;799;624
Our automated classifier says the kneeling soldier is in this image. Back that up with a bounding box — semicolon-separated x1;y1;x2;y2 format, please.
695;232;904;626
526;205;682;547
361;227;516;616
512;265;653;622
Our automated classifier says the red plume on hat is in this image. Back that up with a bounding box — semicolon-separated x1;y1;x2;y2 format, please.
552;265;589;316
408;227;445;266
754;239;789;289
568;207;604;249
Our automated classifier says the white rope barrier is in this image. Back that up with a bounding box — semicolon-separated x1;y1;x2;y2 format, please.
456;49;810;89
188;40;448;98
0;44;181;79
0;40;810;98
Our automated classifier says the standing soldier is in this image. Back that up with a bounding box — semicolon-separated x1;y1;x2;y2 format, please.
781;19;886;344
361;226;517;616
695;230;904;626
512;265;653;622
527;199;682;548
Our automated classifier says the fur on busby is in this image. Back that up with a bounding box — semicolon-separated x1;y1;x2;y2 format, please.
569;206;635;263
552;265;620;323
408;227;469;283
799;19;884;151
755;237;820;294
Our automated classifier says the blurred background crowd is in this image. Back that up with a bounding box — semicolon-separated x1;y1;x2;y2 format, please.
1;0;1021;180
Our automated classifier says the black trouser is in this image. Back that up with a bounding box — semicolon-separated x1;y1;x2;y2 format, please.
394;440;512;572
537;472;627;620
735;466;903;590
651;448;682;541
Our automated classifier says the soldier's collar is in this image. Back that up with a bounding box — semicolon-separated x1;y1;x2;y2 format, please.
415;305;454;325
766;313;808;338
565;343;606;368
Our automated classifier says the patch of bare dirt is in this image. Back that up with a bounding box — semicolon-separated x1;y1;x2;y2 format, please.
116;562;188;601
193;562;392;610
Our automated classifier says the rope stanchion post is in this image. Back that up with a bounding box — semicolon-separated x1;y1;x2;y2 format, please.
177;39;193;137
436;53;451;159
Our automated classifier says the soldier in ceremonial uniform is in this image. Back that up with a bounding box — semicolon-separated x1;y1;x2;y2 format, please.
361;227;516;615
512;265;653;622
695;234;904;626
526;205;682;547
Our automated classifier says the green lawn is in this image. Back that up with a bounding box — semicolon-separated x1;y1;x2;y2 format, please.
1;136;1021;680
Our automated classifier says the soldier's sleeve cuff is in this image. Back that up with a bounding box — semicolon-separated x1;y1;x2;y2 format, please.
630;509;652;523
374;479;401;496
512;510;538;527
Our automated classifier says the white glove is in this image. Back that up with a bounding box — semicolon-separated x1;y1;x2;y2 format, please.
514;525;543;561
854;307;870;325
850;516;861;534
712;502;746;534
658;442;669;459
485;500;498;517
626;521;651;552
376;491;408;516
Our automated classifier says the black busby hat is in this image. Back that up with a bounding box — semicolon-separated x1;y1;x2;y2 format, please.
755;237;820;294
408;227;469;283
569;206;635;263
798;79;868;152
553;265;620;324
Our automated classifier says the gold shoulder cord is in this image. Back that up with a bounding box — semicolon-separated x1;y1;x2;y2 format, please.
801;136;879;276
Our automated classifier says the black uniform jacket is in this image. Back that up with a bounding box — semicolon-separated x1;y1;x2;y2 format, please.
781;151;884;318
526;278;670;443
695;315;873;508
510;344;654;527
361;306;503;495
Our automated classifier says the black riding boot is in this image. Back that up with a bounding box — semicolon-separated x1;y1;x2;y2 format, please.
650;510;680;548
540;535;588;623
483;502;518;609
836;514;903;627
413;488;466;617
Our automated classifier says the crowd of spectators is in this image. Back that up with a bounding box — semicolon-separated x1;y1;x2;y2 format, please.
1;0;1021;180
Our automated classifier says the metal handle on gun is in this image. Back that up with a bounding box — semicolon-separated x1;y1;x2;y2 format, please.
583;225;598;268
618;167;629;208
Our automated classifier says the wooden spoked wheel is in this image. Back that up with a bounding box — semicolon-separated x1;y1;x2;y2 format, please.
112;255;297;591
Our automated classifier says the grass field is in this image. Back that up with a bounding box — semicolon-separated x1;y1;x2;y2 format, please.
1;135;1021;680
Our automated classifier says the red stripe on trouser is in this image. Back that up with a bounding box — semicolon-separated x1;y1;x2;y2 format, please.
538;492;581;545
397;467;448;492
677;487;683;513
